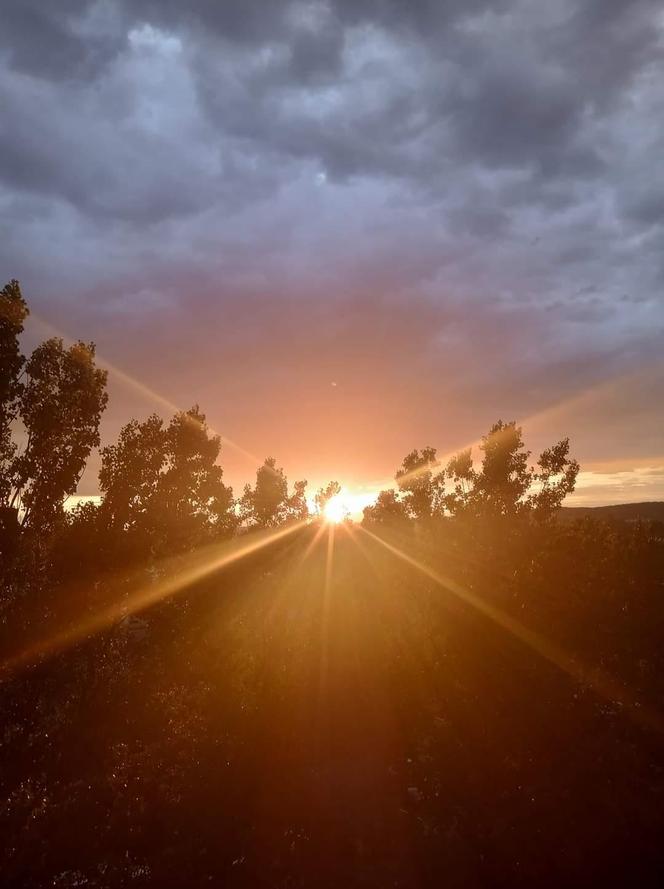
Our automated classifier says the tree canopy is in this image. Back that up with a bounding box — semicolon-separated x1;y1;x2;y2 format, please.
12;338;108;531
99;407;235;557
364;421;579;526
240;457;309;528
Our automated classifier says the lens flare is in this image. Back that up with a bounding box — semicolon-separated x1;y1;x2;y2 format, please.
323;494;347;523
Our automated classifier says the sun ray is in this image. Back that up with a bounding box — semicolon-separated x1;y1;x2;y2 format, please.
27;312;264;470
314;524;336;743
319;524;335;681
247;522;329;649
384;359;664;491
344;522;446;710
359;526;664;733
299;520;328;565
1;519;307;678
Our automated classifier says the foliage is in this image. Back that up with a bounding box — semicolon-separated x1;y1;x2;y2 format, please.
395;447;444;520
99;414;166;535
0;280;29;504
362;489;409;526
98;407;236;558
5;337;108;533
240;457;308;528
288;479;310;521
365;421;579;527
445;420;579;521
314;480;341;515
2;517;664;887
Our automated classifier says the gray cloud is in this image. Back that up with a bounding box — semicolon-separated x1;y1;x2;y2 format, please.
1;0;663;493
1;0;123;80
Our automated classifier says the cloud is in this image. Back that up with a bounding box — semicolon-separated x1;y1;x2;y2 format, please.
0;0;124;81
1;0;663;497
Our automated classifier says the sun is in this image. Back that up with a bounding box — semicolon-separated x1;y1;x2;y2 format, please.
323;494;347;524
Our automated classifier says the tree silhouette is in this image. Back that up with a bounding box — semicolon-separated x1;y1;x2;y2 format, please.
10;338;108;532
99;407;235;556
395;447;444;520
526;437;580;520
99;414;166;537
0;280;29;506
156;407;236;545
314;480;341;516
0;280;29;560
240;458;309;527
445;420;579;521
288;479;310;521
241;458;286;528
365;422;579;526
362;489;409;526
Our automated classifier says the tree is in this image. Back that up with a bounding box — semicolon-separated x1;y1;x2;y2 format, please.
240;458;288;528
48;499;105;581
395;447;444;520
99;407;235;556
314;480;341;516
360;447;443;526
362;489;409;526
0;281;29;497
287;479;310;522
444;447;474;515
10;338;108;531
156;406;236;545
99;414;167;537
445;420;579;521
526;437;580;521
240;458;308;528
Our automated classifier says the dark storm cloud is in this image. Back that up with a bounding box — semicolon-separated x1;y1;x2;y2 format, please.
1;1;661;213
1;0;663;495
1;0;124;80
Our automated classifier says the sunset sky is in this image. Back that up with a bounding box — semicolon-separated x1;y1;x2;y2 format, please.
2;0;663;506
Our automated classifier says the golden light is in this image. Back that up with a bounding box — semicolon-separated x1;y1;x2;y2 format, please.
357;525;664;734
0;519;307;678
323;494;347;524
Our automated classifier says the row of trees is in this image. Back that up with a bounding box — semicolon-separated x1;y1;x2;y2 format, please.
1;279;581;581
0;281;356;582
363;423;579;526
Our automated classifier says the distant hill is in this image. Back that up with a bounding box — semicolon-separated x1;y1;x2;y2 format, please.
560;501;664;522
